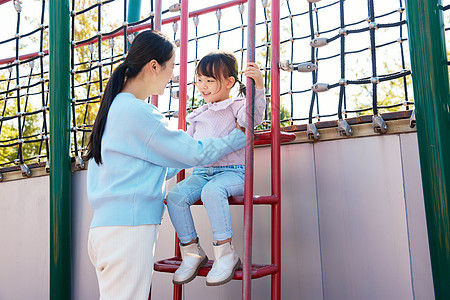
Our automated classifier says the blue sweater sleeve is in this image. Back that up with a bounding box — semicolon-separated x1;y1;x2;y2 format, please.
145;123;245;169
166;167;181;179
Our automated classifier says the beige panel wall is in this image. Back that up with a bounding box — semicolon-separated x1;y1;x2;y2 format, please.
0;176;49;300
0;132;434;300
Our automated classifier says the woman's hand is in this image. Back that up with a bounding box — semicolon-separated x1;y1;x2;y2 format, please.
236;120;245;133
244;62;264;89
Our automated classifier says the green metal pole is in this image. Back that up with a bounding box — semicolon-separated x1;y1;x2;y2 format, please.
405;1;450;299
49;0;71;299
127;0;142;24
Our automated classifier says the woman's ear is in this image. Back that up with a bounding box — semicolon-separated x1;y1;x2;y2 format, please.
146;59;159;76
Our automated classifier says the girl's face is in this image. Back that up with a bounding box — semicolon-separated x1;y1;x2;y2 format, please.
196;74;234;103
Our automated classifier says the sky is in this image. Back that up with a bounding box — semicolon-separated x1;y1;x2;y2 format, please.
0;0;449;125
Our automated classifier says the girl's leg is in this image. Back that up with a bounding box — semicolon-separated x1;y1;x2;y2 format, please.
87;224;158;300
201;168;244;286
166;171;208;244
201;168;244;242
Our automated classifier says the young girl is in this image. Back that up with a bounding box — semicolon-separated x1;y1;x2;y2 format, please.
166;51;265;286
85;33;246;299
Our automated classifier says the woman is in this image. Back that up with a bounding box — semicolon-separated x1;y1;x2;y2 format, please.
85;30;245;299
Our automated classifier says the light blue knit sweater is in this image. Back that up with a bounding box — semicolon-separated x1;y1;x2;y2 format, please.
87;93;245;227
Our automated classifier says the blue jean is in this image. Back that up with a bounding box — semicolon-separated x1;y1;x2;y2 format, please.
166;166;245;244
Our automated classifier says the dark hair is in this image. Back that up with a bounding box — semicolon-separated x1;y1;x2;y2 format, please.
195;51;246;97
85;30;175;164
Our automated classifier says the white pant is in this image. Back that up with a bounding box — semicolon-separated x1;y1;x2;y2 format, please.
88;225;159;300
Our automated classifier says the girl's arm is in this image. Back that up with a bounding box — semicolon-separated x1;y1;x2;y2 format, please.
235;63;266;128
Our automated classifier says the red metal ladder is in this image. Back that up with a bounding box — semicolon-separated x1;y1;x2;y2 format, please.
153;0;290;298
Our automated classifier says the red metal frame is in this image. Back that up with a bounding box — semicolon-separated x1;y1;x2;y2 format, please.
0;0;12;6
243;0;256;298
270;0;281;299
151;0;162;107
0;0;249;67
150;1;284;299
171;1;189;299
0;50;49;67
156;257;278;279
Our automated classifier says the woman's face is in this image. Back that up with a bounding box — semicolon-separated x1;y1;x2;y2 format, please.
156;53;176;95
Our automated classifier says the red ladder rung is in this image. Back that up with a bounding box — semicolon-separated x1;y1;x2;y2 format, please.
154;257;278;280
254;131;296;146
163;195;278;206
191;195;279;206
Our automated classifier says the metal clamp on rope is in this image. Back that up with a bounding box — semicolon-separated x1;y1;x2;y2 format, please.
45;161;50;173
21;164;31;178
311;83;328;93
310;38;328;48
127;34;135;44
372;115;388;133
75;156;85;170
171;90;179;99
172;21;179;33
193;16;199;27
0;172;3;182
279;60;293;72
297;62;317;72
216;9;222;20
172;75;180;84
368;22;378;30
339;28;348;36
169;3;181;12
13;0;22;13
409;109;416;128
338;119;353;136
307;123;320;140
238;3;245;14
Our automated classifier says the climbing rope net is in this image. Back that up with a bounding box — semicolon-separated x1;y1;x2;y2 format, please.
0;0;449;176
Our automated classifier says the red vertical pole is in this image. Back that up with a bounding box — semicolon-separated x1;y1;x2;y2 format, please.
270;0;281;299
243;0;256;299
148;2;162;299
151;0;162;107
178;0;188;132
173;1;188;300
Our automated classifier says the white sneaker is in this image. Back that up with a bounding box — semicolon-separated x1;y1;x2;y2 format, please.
173;242;208;285
206;242;241;286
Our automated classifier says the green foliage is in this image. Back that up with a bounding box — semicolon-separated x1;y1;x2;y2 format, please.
350;58;413;116
0;95;44;166
71;0;123;154
0;0;123;167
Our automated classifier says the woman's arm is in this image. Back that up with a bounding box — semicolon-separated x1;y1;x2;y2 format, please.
145;123;245;169
166;167;181;179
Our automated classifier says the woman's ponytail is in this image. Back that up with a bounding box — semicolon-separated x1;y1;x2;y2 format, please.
84;30;175;165
85;62;127;164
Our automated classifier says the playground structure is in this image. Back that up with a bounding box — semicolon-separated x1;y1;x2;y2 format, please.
0;0;449;299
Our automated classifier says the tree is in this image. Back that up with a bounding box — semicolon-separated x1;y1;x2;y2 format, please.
349;58;413;116
0;0;123;166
